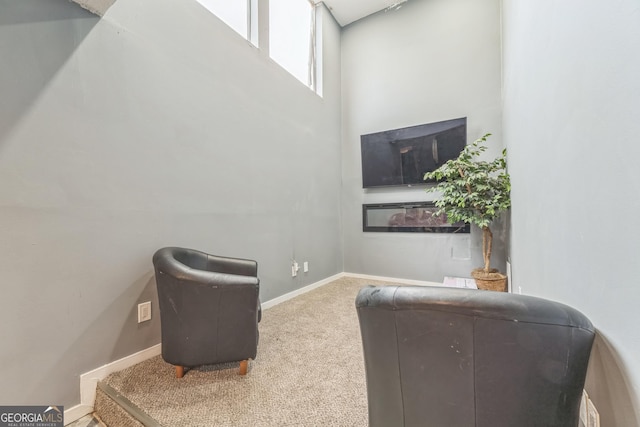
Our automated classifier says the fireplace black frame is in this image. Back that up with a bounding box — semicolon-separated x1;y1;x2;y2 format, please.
363;202;470;233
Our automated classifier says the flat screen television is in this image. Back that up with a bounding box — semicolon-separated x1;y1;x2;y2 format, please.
360;117;467;188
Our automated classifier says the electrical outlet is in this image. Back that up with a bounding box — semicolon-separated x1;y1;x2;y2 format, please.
138;301;151;323
303;261;309;273
292;260;299;277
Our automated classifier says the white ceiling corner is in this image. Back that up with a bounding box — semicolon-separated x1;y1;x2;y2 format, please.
71;0;404;26
320;0;409;27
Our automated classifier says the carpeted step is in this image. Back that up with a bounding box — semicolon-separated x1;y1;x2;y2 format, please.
94;381;162;427
94;277;380;426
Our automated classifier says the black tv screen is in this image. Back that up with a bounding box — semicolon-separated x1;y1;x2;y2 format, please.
360;117;467;188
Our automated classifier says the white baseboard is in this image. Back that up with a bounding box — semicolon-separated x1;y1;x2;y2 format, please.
64;404;93;425
260;271;441;311
261;273;345;310
344;272;443;287
65;343;162;424
68;271;436;424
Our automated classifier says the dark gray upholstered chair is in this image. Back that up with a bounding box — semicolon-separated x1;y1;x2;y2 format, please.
153;247;261;378
356;285;595;427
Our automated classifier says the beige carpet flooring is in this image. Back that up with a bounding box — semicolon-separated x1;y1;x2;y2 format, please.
102;276;397;427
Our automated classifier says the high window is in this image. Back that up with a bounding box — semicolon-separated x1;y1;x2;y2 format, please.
196;0;320;94
197;0;249;40
269;0;317;91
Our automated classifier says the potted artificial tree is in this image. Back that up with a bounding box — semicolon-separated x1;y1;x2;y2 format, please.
424;133;511;291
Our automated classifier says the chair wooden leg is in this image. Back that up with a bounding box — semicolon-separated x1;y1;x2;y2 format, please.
239;360;248;375
176;365;185;378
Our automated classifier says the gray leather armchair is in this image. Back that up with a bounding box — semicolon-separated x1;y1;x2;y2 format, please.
153;247;261;378
356;285;595;427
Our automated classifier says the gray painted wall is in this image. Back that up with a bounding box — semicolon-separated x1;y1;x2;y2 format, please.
5;0;636;421
341;0;504;282
502;1;640;425
0;0;342;408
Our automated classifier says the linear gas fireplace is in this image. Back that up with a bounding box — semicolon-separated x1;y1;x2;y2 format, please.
363;202;470;233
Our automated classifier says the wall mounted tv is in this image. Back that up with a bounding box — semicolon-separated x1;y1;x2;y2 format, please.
360;117;467;188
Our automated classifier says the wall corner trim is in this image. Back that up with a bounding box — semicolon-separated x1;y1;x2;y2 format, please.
63;404;94;425
66;344;162;424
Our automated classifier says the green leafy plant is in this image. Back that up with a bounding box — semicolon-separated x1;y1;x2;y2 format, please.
424;133;511;275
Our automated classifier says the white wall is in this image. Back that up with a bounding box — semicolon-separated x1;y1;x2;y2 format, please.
0;0;342;408
502;1;640;425
341;0;504;282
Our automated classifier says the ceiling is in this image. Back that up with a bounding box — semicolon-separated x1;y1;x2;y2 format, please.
320;0;409;27
71;0;408;26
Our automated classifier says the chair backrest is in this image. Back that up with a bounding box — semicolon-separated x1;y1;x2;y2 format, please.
153;247;260;367
154;246;258;278
356;286;595;427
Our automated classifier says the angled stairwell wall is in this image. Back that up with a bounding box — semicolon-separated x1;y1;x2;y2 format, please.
0;0;343;419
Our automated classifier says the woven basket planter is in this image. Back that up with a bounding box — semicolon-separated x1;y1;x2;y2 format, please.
471;268;508;292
